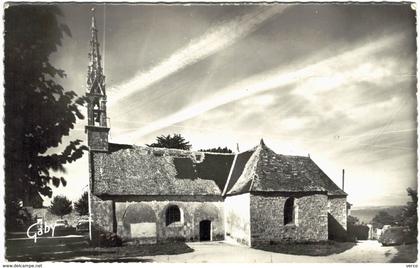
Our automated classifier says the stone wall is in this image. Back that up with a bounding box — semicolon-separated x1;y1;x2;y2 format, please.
249;193;328;245
86;127;109;152
328;197;347;230
113;199;224;243
224;193;251;246
91;195;114;233
32;209;83;227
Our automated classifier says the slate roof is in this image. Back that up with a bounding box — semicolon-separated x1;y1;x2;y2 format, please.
92;144;234;196
303;158;347;196
92;141;346;197
226;141;326;195
226;140;346;196
223;150;254;195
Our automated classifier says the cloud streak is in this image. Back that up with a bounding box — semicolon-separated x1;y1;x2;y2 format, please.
108;6;288;106
113;32;405;143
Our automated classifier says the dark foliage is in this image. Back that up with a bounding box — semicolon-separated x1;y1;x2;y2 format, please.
347;215;360;225
74;192;89;216
347;224;369;240
403;188;417;235
347;215;369;240
7;200;35;231
147;134;191;150
396;187;417;237
48;195;72;218
379;226;417;246
4;5;87;229
99;232;123;247
199;147;233;153
372;210;396;229
391;244;418;263
90;225;122;248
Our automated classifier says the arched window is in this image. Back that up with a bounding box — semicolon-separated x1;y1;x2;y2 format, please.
166;205;181;226
284;197;295;225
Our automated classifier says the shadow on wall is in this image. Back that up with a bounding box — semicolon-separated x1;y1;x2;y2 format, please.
328;213;355;242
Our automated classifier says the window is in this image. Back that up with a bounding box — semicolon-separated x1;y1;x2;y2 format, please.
166;205;181;226
194;153;204;163
284;197;296;225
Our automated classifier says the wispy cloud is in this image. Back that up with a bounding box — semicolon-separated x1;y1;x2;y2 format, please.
113;32;405;143
108;6;288;106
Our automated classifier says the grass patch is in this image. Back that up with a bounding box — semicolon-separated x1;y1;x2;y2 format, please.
254;240;356;256
390;243;418;263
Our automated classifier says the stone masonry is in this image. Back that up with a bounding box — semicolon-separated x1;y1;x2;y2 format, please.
91;195;225;243
328;196;347;230
249;193;328;245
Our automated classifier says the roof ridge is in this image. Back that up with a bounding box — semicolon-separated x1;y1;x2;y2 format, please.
222;153;238;196
248;144;328;193
226;144;263;195
248;145;264;192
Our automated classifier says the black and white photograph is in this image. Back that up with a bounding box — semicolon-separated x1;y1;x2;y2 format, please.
2;1;418;263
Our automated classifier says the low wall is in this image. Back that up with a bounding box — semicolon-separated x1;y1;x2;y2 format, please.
32;208;83;227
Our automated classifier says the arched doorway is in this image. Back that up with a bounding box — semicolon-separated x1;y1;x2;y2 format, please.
199;220;211;241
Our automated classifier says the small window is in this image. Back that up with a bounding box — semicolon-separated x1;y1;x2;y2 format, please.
166;205;181;226
284;197;296;225
194;153;204;163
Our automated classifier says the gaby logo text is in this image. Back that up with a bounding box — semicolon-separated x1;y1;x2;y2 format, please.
26;222;59;243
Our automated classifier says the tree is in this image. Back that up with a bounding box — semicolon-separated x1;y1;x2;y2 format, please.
4;6;87;228
199;147;233;153
147;134;192;150
397;187;417;237
372;210;396;229
7;200;34;231
347;215;360;225
74;192;89;216
48;196;73;219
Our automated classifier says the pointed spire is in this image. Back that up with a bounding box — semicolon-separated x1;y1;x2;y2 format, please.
91;8;96;28
86;7;107;128
85;7;109;152
259;138;265;147
87;7;105;96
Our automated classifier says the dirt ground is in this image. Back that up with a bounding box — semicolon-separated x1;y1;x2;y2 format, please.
146;240;401;263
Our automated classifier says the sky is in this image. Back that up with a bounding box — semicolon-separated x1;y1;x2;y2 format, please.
40;3;417;207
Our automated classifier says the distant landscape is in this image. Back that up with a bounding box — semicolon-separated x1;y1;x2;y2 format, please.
350;206;405;224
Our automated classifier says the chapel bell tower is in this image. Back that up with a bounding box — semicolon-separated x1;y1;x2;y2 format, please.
85;9;109;152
